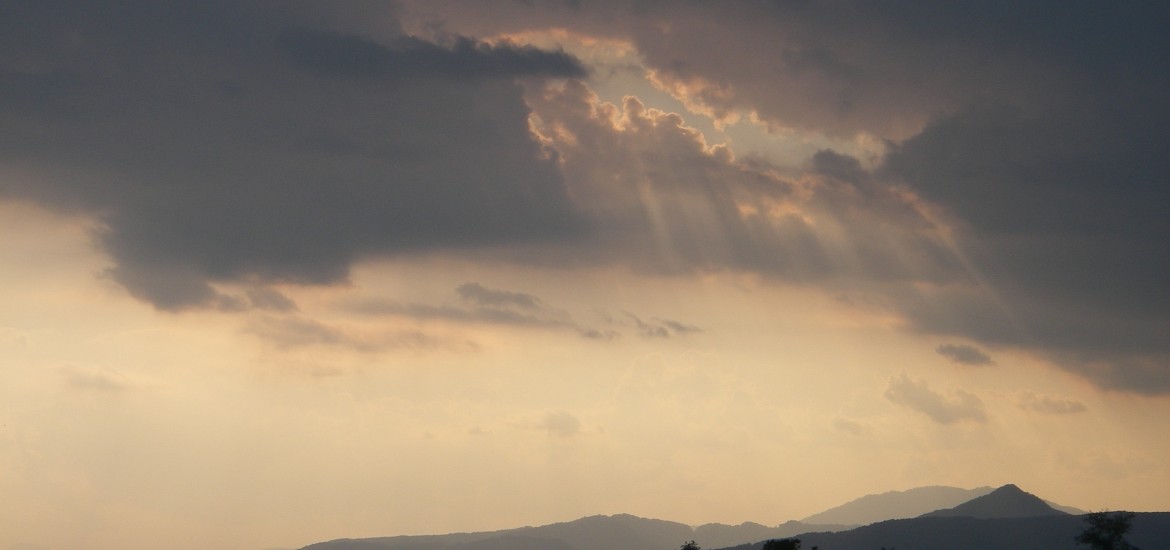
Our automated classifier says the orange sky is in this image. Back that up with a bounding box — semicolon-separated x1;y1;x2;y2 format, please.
2;3;1168;549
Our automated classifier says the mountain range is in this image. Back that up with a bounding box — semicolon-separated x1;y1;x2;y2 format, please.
296;485;1152;550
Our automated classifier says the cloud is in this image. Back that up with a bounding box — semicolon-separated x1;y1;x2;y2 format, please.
399;0;1170;396
0;2;587;311
244;288;299;312
885;104;1170;393
354;282;576;329
4;1;1165;395
456;282;546;310
936;344;994;367
408;1;1167;139
536;410;582;437
1018;393;1087;415
885;373;987;425
279;28;587;80
832;417;870;436
522;81;964;285
246;315;467;353
59;365;133;392
354;283;649;341
622;312;701;339
576;327;621;341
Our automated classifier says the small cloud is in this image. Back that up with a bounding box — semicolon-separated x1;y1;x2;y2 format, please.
577;327;621;341
885;373;987;424
832;417;870;436
60;365;133;392
537;410;582;437
1019;392;1087;415
623;312;702;338
936;343;995;366
247;315;468;353
456;282;546;310
653;317;702;335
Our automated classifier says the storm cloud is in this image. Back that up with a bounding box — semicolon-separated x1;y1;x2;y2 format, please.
2;1;1167;394
0;1;587;310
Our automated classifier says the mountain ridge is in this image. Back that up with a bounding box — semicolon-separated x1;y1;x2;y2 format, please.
800;485;995;525
295;485;1100;550
921;484;1068;519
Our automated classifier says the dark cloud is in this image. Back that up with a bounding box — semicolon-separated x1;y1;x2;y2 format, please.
521;82;964;285
409;1;1167;138
884;103;1170;392
0;1;587;310
936;344;994;367
440;0;1166;395
279;28;587;80
885;373;987;425
4;1;1167;395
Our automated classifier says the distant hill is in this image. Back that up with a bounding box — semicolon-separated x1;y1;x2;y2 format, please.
800;485;994;525
295;486;1113;550
921;484;1067;519
716;512;1170;550
298;514;849;550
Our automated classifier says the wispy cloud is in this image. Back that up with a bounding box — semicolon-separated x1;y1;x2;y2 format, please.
59;365;134;392
1018;392;1087;415
622;312;703;339
351;283;696;342
536;410;583;438
885;373;987;424
246;315;472;353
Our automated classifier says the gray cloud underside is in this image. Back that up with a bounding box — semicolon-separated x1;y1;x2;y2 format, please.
2;1;1167;394
422;0;1170;394
0;1;587;310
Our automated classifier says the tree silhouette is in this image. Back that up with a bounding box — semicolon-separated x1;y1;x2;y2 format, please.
1076;511;1139;550
763;538;801;550
679;541;701;550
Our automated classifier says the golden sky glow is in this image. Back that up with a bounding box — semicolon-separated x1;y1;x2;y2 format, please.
2;3;1169;550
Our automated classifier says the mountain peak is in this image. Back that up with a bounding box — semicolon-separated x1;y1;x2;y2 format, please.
921;484;1067;519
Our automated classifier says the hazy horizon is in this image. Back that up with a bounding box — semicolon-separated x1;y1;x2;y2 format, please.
2;2;1168;549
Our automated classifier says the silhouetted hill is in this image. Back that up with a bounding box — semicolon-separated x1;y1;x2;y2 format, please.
800;485;993;525
717;512;1170;550
922;483;1066;519
298;514;848;550
693;520;853;548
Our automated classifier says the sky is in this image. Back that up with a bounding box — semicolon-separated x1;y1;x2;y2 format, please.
1;1;1168;549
